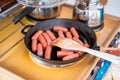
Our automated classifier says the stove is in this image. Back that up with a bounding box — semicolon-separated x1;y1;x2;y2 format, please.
0;4;120;80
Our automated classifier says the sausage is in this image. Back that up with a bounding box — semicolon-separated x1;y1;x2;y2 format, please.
58;31;65;38
77;51;85;56
63;53;79;61
32;30;43;40
70;27;79;38
37;43;43;56
31;39;37;52
42;32;52;45
57;50;73;57
38;35;47;48
84;43;90;48
46;30;56;40
73;37;84;46
61;48;70;52
61;48;77;53
65;31;72;39
45;45;52;60
53;26;68;32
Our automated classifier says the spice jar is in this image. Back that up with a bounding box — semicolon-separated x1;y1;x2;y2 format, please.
73;0;104;32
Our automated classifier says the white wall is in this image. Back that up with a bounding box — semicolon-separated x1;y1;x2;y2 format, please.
66;0;120;17
66;0;75;5
104;0;120;17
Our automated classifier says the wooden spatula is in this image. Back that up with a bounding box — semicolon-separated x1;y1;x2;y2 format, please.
51;37;120;64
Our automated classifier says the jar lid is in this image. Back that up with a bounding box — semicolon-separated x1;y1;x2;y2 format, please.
17;0;67;8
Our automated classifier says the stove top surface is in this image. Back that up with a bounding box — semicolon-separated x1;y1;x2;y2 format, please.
0;5;120;80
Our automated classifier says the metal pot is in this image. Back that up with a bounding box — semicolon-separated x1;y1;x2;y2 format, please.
27;5;61;20
13;0;66;24
72;0;104;31
21;18;97;67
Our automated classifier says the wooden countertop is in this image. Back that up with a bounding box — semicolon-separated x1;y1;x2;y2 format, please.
0;5;120;80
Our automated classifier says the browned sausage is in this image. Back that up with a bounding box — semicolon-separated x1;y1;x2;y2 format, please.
70;27;79;38
37;43;43;56
104;48;120;56
57;50;73;57
63;53;79;61
53;26;68;32
65;31;72;39
58;31;65;38
42;32;52;45
31;39;37;52
32;30;43;40
38;35;47;48
73;37;84;46
105;50;120;56
46;30;56;40
45;45;52;60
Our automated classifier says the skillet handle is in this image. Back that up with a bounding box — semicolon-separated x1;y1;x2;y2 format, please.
21;25;33;35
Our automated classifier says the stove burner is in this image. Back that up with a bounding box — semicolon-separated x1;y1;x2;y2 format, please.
25;14;56;23
25;15;40;23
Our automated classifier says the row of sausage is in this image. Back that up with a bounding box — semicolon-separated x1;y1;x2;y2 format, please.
31;26;90;61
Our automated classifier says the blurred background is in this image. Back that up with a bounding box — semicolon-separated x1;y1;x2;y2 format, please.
66;0;120;17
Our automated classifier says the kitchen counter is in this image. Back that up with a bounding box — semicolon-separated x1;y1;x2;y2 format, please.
0;66;25;80
0;5;120;80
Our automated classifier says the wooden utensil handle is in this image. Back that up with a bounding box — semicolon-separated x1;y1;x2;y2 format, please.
81;47;120;64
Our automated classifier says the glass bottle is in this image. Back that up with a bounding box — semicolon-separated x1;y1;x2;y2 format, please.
73;0;104;32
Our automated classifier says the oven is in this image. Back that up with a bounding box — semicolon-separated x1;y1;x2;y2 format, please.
0;3;120;80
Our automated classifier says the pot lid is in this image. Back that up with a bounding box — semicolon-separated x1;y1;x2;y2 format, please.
17;0;67;8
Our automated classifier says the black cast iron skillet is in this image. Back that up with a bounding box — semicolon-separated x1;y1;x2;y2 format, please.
21;18;97;65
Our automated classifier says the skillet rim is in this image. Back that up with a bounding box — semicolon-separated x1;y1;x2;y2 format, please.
23;18;97;64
